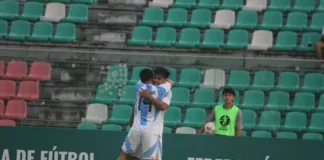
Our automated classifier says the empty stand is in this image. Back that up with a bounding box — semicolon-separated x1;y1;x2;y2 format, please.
276;132;297;139
3;61;27;81
107;105;132;125
280;112;306;132
219;0;243;10
195;0;219;9
0;20;8;39
296;32;321;52
242;0;267;11
176;127;196;134
250;71;275;91
291;0;315;12
265;91;289;111
77;123;97;130
28;22;54;42
241;109;256;130
81;103;108;124
164;107;181;127
172;0;196;8
199;29;224;49
307;13;324;32
127;26;152;46
0;119;16;126
251;130;271;138
0;60;4;78
187;9;211;28
256;111;281;132
0;0;18;20
200;69;225;89
20;2;43;21
274;72;300;92
150;27;176;47
210;10;235;29
282;12;307;31
174;28;200;48
307;113;324;133
177;68;200;88
25;62;51;81
91;84;117;104
102;124;122;131
116;86;136;105
40;3;66;22
149;0;173;8
181;108;206;128
163;8;187;27
190;88;215;108
268;0;290;11
13;81;39;101
226;70;250;90
63;4;88;23
3;100;27;120
128;66;151;84
248;30;273;51
223;29;248;49
258;11;283;30
170;87;190;107
0;80;16;100
291;92;315;112
139;7;164;27
299;73;324;93
234;10;257;29
315;94;324;112
6;20;31;41
272;31;297;52
51;23;76;43
302;133;323;140
0;99;4;118
240;90;264;110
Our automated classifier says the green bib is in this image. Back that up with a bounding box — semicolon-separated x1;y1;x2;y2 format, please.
214;105;239;136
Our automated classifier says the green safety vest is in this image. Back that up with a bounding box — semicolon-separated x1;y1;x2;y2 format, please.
214;104;239;136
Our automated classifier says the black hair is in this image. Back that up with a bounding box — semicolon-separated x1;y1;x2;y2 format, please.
154;67;170;79
222;88;235;96
139;68;153;83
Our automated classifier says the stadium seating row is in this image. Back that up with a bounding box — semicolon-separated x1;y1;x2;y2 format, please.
0;100;27;120
0;80;39;101
0;119;16;126
26;0;97;4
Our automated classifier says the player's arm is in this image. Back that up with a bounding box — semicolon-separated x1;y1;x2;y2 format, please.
139;90;169;111
166;79;173;88
235;110;243;136
129;104;135;127
199;110;215;134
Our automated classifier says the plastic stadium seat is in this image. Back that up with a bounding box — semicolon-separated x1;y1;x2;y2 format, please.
195;0;219;9
163;127;172;133
51;0;70;3
3;100;27;120
186;9;211;28
307;113;324;133
199;29;224;49
107;105;132;125
302;133;323;140
250;71;274;91
241;130;247;136
106;64;128;86
226;70;250;90
177;68;200;88
258;11;283;30
0;119;16;126
317;0;324;11
139;7;163;26
291;92;315;112
0;60;4;78
233;10;257;29
51;23;76;43
28;22;53;42
149;0;173;8
172;0;196;8
25;62;51;81
267;0;290;11
63;4;88;23
165;67;176;83
200;68;225;89
315;94;324;112
102;124;122;131
162;8;187;27
291;0;315;12
306;13;324;32
127;26;152;46
242;0;266;11
219;0;243;10
274;72;300;92
20;2;43;21
5;20;30;41
170;87;190;107
164;107;181;127
91;84;117;104
72;0;96;4
13;81;39;101
116;86;136;105
296;32;321;52
240;90;264;110
181;108;206;128
128;66;151;84
0;0;18;20
217;89;240;105
280;112;306;132
0;99;4;118
223;29;248;49
0;20;7;39
3;61;27;81
81;103;108;124
282;12;307;31
272;31;297;52
174;28;200;48
189;88;215;108
276;132;297;139
210;10;235;29
251;131;271;138
77;123;97;130
248;30;273;51
241;109;256;130
150;27;176;47
40;3;66;22
176;127;196;134
255;111;281;132
299;73;324;93
0;80;16;100
265;91;289;111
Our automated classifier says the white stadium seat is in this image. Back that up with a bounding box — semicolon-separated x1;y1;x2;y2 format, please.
210;10;235;29
81;103;108;124
242;0;267;11
248;30;273;51
200;69;225;89
176;127;196;134
40;3;66;22
149;0;173;8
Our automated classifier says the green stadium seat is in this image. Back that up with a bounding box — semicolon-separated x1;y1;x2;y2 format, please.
242;109;256;130
276;132;297;139
189;88;215;108
174;28;200;48
91;84;117;104
77;123;97;130
251;131;271;138
102;124;122;131
280;112;306;132
162;8;187;27
107;105;132;125
299;73;324;93
272;31;297;52
163;127;172;133
296;32;321;52
63;4;88;23
199;29;224;49
51;23;76;43
177;68;201;88
51;0;70;3
217;89;240;105
139;7;164;26
317;0;324;11
250;71;274;91
240;90;264;110
267;0;290;11
291;0;315;12
255;111;280;132
0;19;8;39
315;94;324;112
172;0;196;8
20;2;43;21
291;92;315;112
282;12;307;31
28;22;53;42
265;91;289;111
5;20;30;41
306;13;324;32
223;29;248;49
165;67;177;83
170;87;190;107
258;11;283;30
233;10;257;29
116;86;136;105
195;0;219;9
186;9;211;28
106;64;128;86
0;0;18;20
150;27;176;47
274;72;300;92
219;0;243;10
128;66;151;85
307;113;324;133
164;107;181;127
72;0;95;4
302;133;323;140
241;130;247;136
127;26;152;46
226;70;250;90
181;108;206;128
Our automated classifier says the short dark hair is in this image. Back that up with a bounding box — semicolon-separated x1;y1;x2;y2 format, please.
222;88;235;96
140;68;153;83
154;67;170;78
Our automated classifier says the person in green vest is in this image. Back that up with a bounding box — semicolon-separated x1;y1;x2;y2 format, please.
199;88;243;136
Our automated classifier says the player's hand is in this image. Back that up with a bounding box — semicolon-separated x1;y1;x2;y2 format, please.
139;89;151;98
